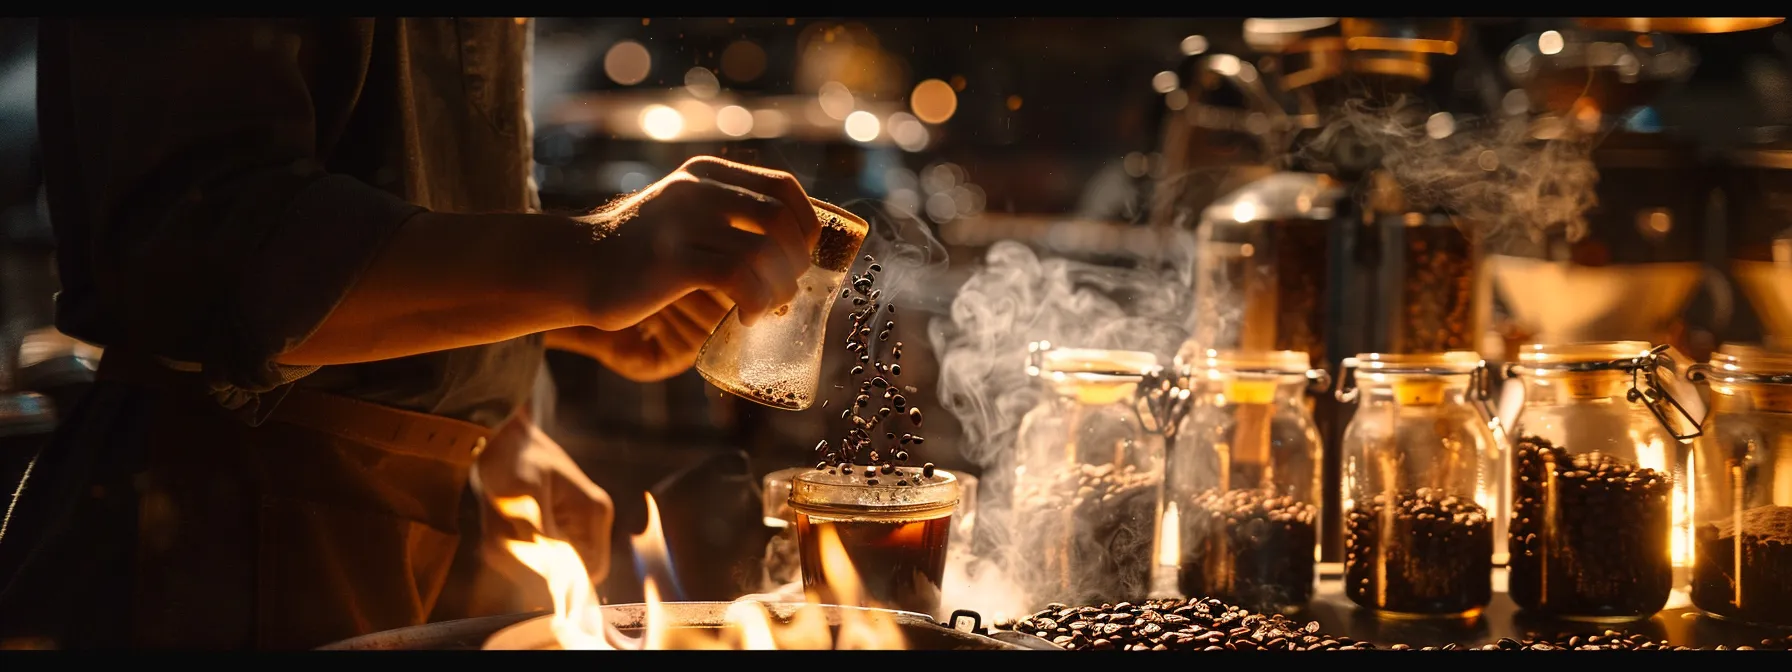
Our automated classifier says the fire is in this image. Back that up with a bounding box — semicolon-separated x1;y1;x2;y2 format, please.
494;492;908;650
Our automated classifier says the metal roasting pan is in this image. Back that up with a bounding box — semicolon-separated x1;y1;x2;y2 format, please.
318;603;1057;651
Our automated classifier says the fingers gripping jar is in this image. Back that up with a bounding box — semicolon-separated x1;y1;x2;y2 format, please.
1007;342;1166;609
1337;352;1503;619
1506;342;1702;622
1164;349;1327;614
1688;345;1792;626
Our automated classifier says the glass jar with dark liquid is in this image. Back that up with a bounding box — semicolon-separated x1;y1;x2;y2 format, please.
789;466;961;618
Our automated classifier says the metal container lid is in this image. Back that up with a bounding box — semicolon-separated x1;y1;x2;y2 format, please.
0;392;56;438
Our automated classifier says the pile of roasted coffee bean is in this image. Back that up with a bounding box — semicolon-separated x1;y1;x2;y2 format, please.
1001;597;1792;651
1179;488;1319;612
814;254;935;486
1012;463;1160;606
1007;598;1359;651
1508;436;1673;619
1344;488;1492;615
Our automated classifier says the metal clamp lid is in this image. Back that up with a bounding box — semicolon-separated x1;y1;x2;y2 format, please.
1137;360;1329;439
1504;344;1703;441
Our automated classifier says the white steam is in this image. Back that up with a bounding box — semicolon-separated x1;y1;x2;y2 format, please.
1298;97;1603;253
926;240;1191;615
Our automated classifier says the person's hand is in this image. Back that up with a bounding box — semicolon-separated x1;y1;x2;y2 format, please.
545;289;732;383
580;156;821;332
475;411;614;586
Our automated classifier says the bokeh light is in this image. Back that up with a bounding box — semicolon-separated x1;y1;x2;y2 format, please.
1426;111;1455;139
844;110;881;142
910;79;957;124
720;40;768;82
1539;30;1564;56
1151;70;1180;94
716;105;754;137
751;109;789;138
684;67;720;98
638;104;684;141
887;112;929;151
1180;34;1209;56
1006;95;1024;111
603;40;651;86
818;81;855;120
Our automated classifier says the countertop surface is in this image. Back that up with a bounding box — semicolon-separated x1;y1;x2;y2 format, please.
1287;567;1790;650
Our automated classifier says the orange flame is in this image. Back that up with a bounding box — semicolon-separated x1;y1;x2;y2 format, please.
495;492;908;649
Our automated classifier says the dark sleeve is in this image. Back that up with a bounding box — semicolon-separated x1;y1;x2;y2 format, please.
51;19;424;395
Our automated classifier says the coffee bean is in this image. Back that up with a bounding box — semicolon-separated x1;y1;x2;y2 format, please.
1510;436;1673;619
891;364;902;376
1179;488;1318;613
1345;488;1491;616
908;408;923;425
922;463;935;478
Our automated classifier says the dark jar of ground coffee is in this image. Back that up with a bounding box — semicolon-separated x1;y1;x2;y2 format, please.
1335;351;1503;618
1505;341;1700;622
1687;344;1792;627
1162;348;1326;615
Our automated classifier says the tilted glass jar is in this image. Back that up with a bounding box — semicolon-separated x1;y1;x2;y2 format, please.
1163;349;1327;614
1505;341;1702;622
1336;351;1503;619
1687;345;1792;626
1005;342;1166;610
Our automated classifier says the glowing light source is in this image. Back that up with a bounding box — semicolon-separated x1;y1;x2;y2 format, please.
720;40;768;82
909;79;957;124
1539;30;1564;56
684;67;720;98
716;105;754;137
751;109;789;138
604;41;652;86
1232;200;1259;223
1180;35;1209;56
1151;70;1180;94
1164;90;1189;110
1005;95;1023;111
818;81;855;120
639;104;684;141
886;112;929;152
844;110;880;142
1425;112;1455;139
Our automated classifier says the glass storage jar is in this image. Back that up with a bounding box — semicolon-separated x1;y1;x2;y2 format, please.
1164;349;1326;614
1005;342;1166;610
1337;351;1503;618
1505;341;1702;622
1688;345;1792;626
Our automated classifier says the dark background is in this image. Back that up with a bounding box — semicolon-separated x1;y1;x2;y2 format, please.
2;17;1789;602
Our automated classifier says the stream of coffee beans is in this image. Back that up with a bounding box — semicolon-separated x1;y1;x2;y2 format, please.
1179;488;1318;613
1692;504;1792;626
999;596;1792;651
813;255;935;485
1508;436;1673;619
1344;488;1493;616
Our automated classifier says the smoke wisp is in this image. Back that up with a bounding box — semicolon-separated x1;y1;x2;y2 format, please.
925;241;1191;614
1297;96;1603;252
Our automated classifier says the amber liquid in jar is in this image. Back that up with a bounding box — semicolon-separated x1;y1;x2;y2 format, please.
795;510;953;616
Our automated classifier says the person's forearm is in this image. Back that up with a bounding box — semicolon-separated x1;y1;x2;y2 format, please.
277;210;602;366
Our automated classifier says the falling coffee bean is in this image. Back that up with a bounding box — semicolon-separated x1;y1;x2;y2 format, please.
908;408;923;425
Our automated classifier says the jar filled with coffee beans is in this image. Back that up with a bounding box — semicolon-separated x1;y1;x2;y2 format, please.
1336;351;1504;618
1687;344;1792;627
1159;348;1326;614
1505;341;1702;622
1008;342;1167;610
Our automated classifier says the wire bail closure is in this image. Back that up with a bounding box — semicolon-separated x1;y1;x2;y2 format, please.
1137;359;1330;439
1627;344;1704;442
